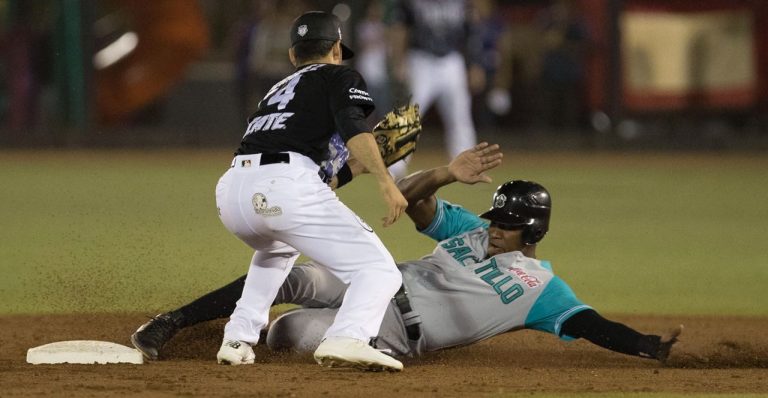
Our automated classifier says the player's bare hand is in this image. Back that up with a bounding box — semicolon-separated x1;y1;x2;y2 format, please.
448;142;503;184
381;183;408;227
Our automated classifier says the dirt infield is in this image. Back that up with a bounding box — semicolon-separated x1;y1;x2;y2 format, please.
1;314;767;397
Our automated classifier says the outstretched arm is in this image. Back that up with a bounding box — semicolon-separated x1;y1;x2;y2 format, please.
560;309;682;362
396;142;503;230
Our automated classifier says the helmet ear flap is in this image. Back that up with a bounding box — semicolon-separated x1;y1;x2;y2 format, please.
522;221;546;245
521;227;535;245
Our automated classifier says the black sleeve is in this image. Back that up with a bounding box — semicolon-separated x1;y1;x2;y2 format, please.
328;68;375;141
560;309;664;359
334;106;371;142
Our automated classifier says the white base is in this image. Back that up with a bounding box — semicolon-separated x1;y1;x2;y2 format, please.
26;340;144;365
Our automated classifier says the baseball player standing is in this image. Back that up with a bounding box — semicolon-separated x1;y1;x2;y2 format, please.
212;11;405;371
132;144;681;363
387;0;482;177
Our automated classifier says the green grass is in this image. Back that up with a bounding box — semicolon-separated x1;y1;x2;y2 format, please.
1;149;766;315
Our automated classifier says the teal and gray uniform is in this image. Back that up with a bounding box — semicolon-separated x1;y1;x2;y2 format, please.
266;199;591;356
166;200;674;360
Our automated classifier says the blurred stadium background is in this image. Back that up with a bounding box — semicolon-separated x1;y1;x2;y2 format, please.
1;0;767;316
1;0;767;150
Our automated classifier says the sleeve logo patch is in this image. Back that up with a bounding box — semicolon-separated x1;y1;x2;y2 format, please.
348;88;373;102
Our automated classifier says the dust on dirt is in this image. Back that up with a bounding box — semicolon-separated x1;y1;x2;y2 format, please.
1;314;766;397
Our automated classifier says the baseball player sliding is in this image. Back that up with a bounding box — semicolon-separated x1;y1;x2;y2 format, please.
211;11;408;371
132;143;682;363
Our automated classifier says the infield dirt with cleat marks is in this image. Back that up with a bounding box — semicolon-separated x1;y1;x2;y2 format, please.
1;313;767;397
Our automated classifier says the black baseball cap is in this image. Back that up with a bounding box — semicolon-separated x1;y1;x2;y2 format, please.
290;11;354;60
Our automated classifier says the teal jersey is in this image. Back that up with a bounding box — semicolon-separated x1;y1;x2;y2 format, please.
399;199;591;351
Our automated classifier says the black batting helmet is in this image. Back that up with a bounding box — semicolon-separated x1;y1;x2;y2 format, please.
480;180;551;245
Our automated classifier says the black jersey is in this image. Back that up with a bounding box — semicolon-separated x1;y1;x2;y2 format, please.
237;63;375;164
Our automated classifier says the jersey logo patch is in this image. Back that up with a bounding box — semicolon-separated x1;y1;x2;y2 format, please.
252;193;282;216
297;25;308;37
508;267;542;288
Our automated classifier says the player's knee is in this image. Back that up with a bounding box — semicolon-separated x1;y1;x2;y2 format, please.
266;309;330;352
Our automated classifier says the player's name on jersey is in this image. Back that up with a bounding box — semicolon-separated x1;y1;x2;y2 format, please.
348;88;373;102
441;237;525;304
245;112;295;136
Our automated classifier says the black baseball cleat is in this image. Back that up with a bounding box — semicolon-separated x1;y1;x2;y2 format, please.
656;324;684;363
130;312;183;360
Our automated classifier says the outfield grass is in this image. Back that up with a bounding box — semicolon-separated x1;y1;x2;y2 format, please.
1;149;766;316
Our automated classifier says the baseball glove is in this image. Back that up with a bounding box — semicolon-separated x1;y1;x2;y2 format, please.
373;103;422;167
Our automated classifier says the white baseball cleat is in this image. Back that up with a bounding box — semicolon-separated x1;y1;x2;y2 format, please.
313;337;403;372
216;340;255;365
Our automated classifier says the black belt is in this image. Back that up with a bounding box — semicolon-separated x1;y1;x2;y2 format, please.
259;153;290;165
236;153;329;182
393;285;422;341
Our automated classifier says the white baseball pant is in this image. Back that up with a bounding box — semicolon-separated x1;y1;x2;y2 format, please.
215;152;402;344
389;50;478;178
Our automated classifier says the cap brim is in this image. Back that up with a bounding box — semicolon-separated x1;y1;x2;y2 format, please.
341;43;354;60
